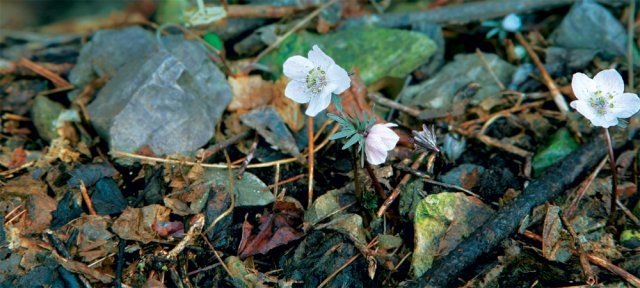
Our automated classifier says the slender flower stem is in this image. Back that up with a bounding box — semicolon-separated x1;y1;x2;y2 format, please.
364;161;387;200
307;116;315;209
353;149;362;200
604;128;618;223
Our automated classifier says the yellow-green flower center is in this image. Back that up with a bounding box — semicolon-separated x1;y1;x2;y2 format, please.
305;67;327;95
590;90;615;115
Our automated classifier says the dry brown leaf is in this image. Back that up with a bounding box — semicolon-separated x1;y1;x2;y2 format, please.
111;204;171;243
228;75;278;111
271;78;304;132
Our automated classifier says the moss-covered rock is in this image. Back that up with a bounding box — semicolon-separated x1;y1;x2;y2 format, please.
260;27;436;85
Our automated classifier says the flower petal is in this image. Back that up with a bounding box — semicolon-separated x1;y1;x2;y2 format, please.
365;137;388;165
572;100;597;122
591;115;618;128
571;73;596;101
283;56;314;81
611;92;640;118
326;64;351;94
285;81;311;103
594;69;624;96
304;83;336;117
308;45;335;69
369;124;399;150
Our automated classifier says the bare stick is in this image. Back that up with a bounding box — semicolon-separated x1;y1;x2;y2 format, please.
523;230;640;287
617;199;640;227
79;180;97;216
377;152;427;217
476;48;505;90
564;157;607;219
165;214;205;259
341;0;575;29
200;130;252;162
317;237;379;288
515;32;569;114
253;0;338;64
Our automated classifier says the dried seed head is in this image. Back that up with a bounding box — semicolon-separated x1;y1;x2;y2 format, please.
411;124;439;153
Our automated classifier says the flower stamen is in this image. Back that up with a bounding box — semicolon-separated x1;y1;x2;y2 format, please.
305;67;327;95
589;90;613;115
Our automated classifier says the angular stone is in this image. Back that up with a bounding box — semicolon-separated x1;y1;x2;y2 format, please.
86;36;231;155
400;53;515;112
549;0;636;61
69;26;156;91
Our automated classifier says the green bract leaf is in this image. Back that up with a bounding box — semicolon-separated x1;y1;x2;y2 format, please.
331;94;343;114
342;133;362;150
329;129;356;140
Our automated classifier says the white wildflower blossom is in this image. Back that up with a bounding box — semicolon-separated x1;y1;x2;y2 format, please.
283;45;351;117
570;69;640;128
501;13;522;32
365;123;399;165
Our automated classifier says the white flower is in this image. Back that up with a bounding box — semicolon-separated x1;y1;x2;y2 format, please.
365;123;399;165
283;45;351;117
570;69;640;128
501;13;522;32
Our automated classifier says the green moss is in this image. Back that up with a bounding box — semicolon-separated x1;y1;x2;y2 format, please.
260;27;436;85
532;128;579;174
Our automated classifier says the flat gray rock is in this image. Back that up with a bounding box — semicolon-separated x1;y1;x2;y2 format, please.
85;31;231;155
549;0;630;59
69;26;157;91
399;53;515;112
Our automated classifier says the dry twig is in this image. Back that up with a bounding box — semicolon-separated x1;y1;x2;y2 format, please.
377;152;427;217
515;33;569;114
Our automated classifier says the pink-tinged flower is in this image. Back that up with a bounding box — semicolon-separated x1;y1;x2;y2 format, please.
365;123;400;165
283;45;351;117
570;69;640;128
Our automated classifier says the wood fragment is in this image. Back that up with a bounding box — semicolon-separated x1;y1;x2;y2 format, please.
476;48;505;90
515;33;569;114
416;135;609;287
18;58;73;89
318;237;379;288
226;4;309;18
251;0;338;66
377;152;427;217
51;250;115;283
166;214;205;259
200;130;252;162
564;157;607;219
341;0;575;29
79;180;97;216
523;230;640;287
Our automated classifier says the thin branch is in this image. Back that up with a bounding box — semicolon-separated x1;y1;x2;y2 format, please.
515;32;569;114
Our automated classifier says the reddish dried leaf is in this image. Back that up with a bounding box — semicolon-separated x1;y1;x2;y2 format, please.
459;168;481;190
152;220;185;238
238;201;304;258
8;146;27;169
